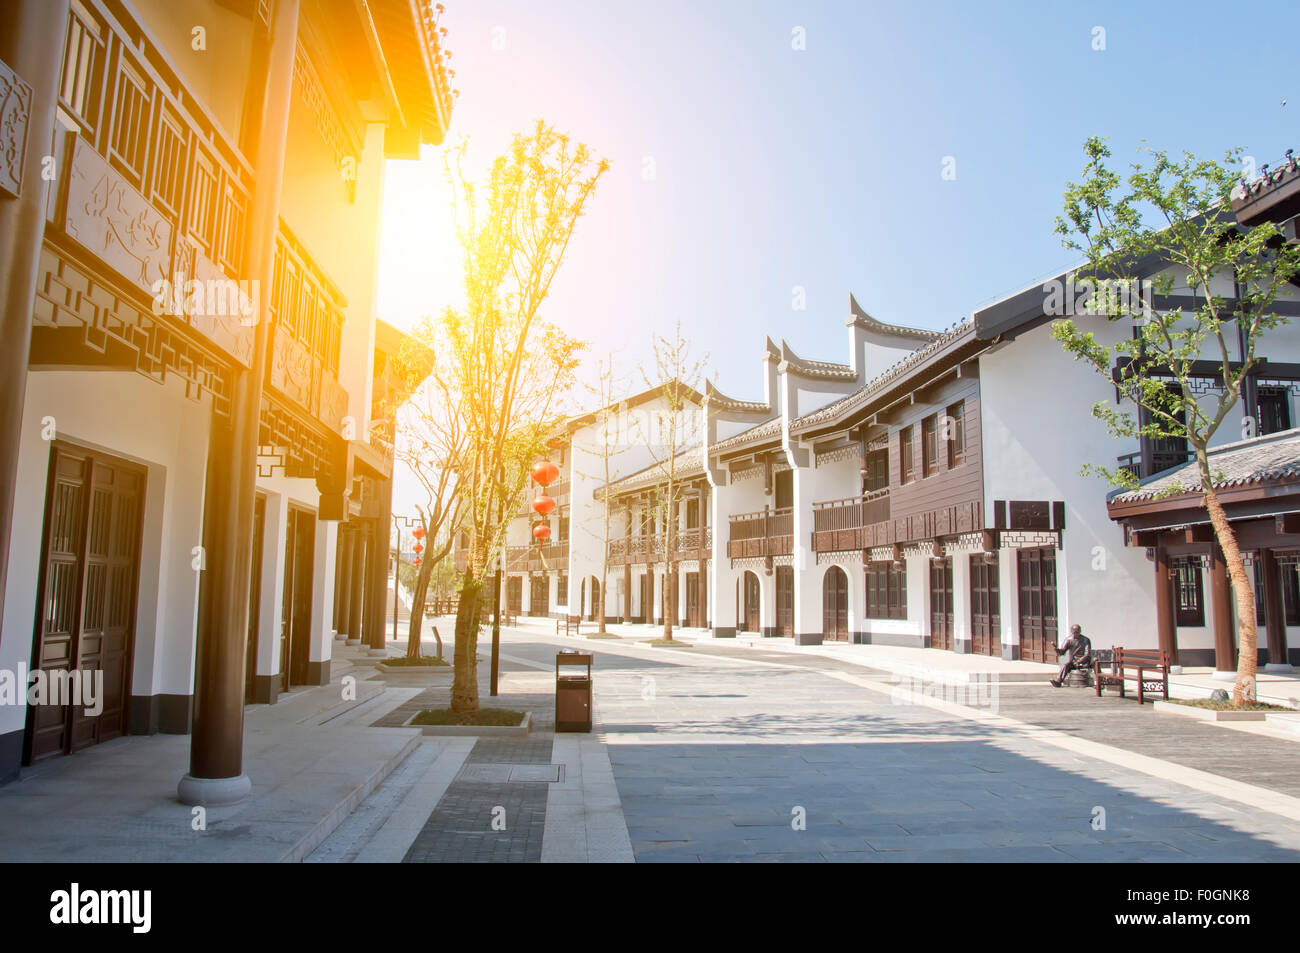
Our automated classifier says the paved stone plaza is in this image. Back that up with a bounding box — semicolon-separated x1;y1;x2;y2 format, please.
306;620;1300;863
5;618;1300;863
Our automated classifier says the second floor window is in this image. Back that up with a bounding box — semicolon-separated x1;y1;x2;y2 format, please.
862;448;888;493
922;415;938;477
685;499;700;529
775;468;793;509
946;401;966;467
1258;387;1292;436
900;427;915;484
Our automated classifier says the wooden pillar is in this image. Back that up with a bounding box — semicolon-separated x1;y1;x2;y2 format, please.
365;477;394;652
0;0;70;657
183;0;300;805
348;531;367;644
623;561;631;623
1210;548;1236;673
1153;542;1179;665
336;526;354;637
1261;548;1290;668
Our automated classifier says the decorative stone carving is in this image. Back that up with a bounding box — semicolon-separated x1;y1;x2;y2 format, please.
0;57;33;199
270;325;313;409
187;243;255;367
65;137;173;293
319;371;349;434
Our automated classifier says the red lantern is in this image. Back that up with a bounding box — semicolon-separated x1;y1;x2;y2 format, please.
533;522;551;541
413;556;422;567
412;525;426;540
531;492;556;516
413;541;424;554
530;459;559;487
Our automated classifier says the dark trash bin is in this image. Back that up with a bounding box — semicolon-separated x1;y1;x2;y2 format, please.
555;649;593;732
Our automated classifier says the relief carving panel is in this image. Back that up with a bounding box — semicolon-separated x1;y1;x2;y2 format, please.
65;137;173;294
0;57;33;198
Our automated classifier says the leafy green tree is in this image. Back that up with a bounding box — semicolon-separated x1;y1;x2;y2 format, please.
1052;137;1300;704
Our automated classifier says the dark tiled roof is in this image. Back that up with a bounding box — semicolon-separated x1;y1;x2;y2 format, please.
790;320;977;431
1232;150;1300;211
779;342;857;382
849;294;942;343
1109;428;1300;504
601;446;705;495
711;417;783;453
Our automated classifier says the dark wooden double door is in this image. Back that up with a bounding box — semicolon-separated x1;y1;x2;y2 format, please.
929;557;954;651
822;566;848;641
26;444;145;764
279;507;315;693
740;571;760;633
530;575;549;617
685;572;705;628
969;555;1001;656
776;566;794;637
1017;547;1057;663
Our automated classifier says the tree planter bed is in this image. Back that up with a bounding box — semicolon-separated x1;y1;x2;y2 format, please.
1153;700;1292;722
375;660;451;677
404;710;532;737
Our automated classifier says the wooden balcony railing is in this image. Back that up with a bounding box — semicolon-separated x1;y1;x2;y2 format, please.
607;528;713;564
727;507;794;559
50;1;258;369
267;222;349;432
811;490;890;552
504;540;570;573
1116;448;1194;482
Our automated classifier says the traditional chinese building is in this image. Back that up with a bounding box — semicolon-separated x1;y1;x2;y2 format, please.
0;0;454;795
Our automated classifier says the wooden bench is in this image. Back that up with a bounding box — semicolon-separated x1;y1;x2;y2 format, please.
1094;647;1169;704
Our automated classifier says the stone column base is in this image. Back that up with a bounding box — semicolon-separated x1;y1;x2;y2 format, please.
178;773;251;806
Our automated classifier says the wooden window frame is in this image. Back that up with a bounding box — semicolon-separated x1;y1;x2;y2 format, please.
946;400;966;468
921;414;938;478
1173;561;1204;628
865;561;907;620
900;426;914;484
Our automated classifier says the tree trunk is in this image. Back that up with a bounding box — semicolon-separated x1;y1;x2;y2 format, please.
405;557;433;658
661;562;674;641
1201;478;1258;704
597;564;606;633
450;573;482;714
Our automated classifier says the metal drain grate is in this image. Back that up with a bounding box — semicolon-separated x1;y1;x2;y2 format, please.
456;762;564;784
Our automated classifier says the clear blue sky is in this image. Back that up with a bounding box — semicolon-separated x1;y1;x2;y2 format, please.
376;0;1298;401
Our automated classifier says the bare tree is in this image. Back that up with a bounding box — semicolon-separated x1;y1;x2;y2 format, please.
637;321;707;642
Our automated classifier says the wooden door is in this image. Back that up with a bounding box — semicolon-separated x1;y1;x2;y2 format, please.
969;554;1001;657
929;557;954;651
245;496;265;702
743;571;761;632
685;572;700;627
638;574;650;623
280;512;296;694
530;574;549;617
1017;547;1058;663
26;445;144;763
588;577;600;621
290;512;314;686
507;576;522;612
776;565;794;637
822;565;848;641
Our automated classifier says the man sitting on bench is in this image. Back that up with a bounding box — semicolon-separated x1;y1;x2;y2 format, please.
1049;623;1091;688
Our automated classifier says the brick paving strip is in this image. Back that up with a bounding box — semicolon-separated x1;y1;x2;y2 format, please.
401;738;555;863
